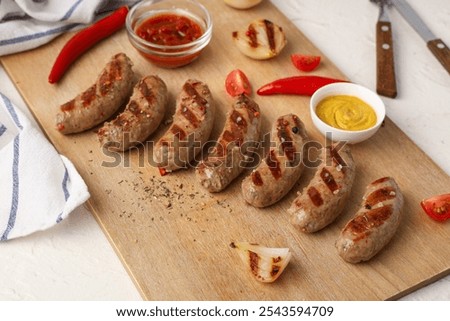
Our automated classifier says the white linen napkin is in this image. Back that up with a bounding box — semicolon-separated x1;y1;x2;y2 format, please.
0;92;90;241
0;0;139;56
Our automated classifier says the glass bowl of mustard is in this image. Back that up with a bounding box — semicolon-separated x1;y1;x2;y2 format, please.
310;83;386;144
126;0;212;68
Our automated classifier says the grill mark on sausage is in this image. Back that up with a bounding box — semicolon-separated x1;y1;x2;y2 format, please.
281;140;295;162
181;106;200;128
292;114;302;129
308;186;323;207
216;133;233;158
182;82;208;107
251;171;263;186
99;59;122;96
277;118;295;162
81;84;97;107
231;110;247;128
229;110;246;146
180;83;208;128
320;168;339;192
111;114;131;129
365;187;396;207
344;205;393;241
239;97;259;122
216;109;247;156
329;145;347;168
171;124;187;140
220;129;243;150
60;99;75;112
266;149;282;180
139;80;155;105
263;19;276;52
214;142;227;158
222;130;235;143
128;100;141;116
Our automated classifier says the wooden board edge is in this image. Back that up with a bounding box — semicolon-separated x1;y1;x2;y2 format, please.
387;269;450;301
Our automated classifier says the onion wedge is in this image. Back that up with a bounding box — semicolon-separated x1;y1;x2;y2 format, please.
231;241;292;283
232;19;286;60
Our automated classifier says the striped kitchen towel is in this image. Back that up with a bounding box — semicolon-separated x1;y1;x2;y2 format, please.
0;92;90;241
0;0;139;56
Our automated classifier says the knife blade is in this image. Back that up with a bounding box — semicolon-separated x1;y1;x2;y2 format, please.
390;0;450;74
371;0;397;98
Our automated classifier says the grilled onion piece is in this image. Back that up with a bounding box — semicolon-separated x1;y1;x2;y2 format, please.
231;241;291;283
232;19;286;60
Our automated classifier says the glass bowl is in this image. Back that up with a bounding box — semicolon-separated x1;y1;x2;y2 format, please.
126;0;213;68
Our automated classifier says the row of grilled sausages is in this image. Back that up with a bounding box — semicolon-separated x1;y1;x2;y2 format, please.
55;53;404;264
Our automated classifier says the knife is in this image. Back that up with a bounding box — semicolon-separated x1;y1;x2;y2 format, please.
390;0;450;74
371;0;397;98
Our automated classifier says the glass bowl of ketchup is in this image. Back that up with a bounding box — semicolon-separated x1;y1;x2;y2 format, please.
126;0;212;68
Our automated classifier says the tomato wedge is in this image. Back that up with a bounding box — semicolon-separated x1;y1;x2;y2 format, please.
420;193;450;222
291;54;321;72
225;69;252;97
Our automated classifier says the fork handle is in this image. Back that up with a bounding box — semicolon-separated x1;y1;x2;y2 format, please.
427;39;450;74
376;21;397;98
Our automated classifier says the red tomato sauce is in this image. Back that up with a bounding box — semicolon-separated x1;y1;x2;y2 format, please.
136;14;203;46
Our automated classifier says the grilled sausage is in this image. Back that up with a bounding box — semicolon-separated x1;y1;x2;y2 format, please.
336;177;403;263
196;94;261;192
154;79;215;172
241;114;308;207
56;53;134;134
97;75;168;151
289;144;355;233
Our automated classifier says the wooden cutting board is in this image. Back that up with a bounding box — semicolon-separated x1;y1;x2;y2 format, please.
1;1;449;300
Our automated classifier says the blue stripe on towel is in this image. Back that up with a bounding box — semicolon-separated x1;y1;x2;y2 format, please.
56;167;70;223
1;136;20;241
0;23;79;47
61;0;84;21
0;124;6;136
62;167;70;201
0;93;22;130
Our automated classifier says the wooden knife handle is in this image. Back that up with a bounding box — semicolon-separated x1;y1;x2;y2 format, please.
427;39;450;74
376;21;397;98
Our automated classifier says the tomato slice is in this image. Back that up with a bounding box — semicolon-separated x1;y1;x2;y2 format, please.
291;54;321;72
420;193;450;222
225;69;252;97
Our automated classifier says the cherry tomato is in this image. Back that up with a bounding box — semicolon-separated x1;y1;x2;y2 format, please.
225;69;251;97
420;193;450;222
291;54;321;72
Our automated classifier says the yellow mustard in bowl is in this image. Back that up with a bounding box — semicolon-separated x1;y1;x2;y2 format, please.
315;95;377;131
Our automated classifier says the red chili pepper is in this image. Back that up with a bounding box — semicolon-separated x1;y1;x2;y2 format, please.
48;6;129;84
256;76;347;96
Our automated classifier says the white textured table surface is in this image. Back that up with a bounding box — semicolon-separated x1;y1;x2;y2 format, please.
0;0;449;300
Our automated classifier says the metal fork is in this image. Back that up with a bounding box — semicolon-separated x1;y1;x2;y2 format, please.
370;0;397;98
